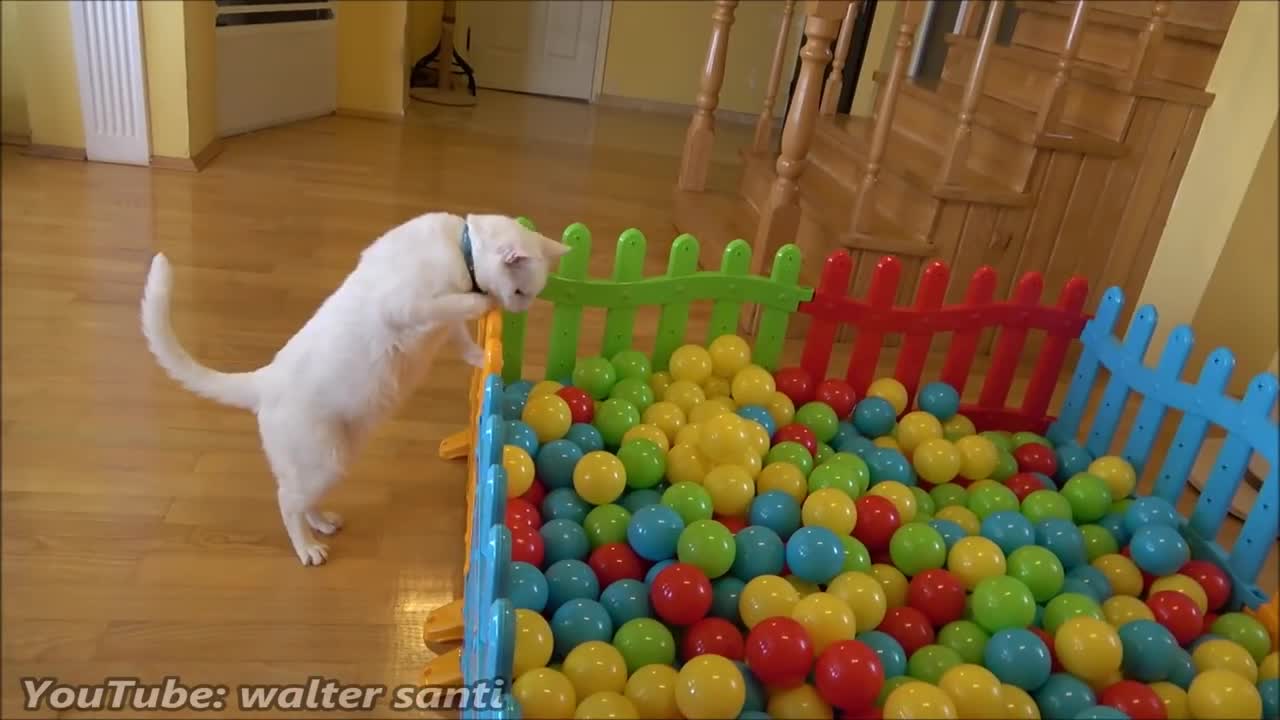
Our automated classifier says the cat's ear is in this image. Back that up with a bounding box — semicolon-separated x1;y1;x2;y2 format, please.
542;240;572;259
500;244;533;265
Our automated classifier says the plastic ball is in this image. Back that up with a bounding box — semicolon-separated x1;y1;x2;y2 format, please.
938;619;990;665
507;419;542;457
562;640;628;700
509;561;550;613
739;574;801;628
1028;521;1085;574
855;630;907;680
730;525;785;581
729;365;775;407
796;401;840;444
1150;574;1209;614
623;664;679;719
813;639;885;712
808;457;862;497
1149;681;1189;720
1124;496;1180;534
942;414;977;442
972;575;1037;632
1167;647;1198;689
853;396;898;437
771;366;815;407
968;482;1022;521
980;510;1036;556
768;442;815;479
1007;473;1051;503
745;615;815;687
507;497;543;532
676;519;736;578
866;378;909;416
702;465;754;517
868;447;916;486
661;482;713;525
1192;638;1259;682
551;598;614;658
737;403;777;435
1034;674;1097;719
934;503;978;534
1177;560;1231;613
628;503;687;561
802;488;857;536
513;668;577;719
663;380;706;417
879;606;936;657
872;563;911;609
1066;564;1115;604
557;386;596;426
888;522;947;576
541;518;590;564
841;535;873;572
596;399;641;448
607;349;650;382
1088;456;1137;501
573;691;637;719
567;423;607;454
649;371;673;398
786;526;846;584
882;680;958;720
582;504;630;549
524;393;574;443
641;401;685;444
668;344;713;385
1210;613;1272;662
1114;619;1179;683
1043;592;1104;634
681;616;745;661
1020;487;1072;523
1103;595;1155;626
1056;616;1123;682
1263;652;1280;682
908;644;964;683
992;449;1019;482
947;536;1007;590
588;543;646;587
789;591;858;654
910;438;960;486
572;357;618;400
1008;546;1066;603
896;411;943;453
904;568;964;627
984;628;1051;690
1259;678;1280;720
1093;553;1144;597
513;524;548;567
915;381;960;421
830;570;889;630
661;447;704;488
701;375;733;402
1000;683;1041;720
939;663;1005;719
1081;524;1120;561
767;683;832;720
1146;590;1204;645
870;481;918;521
815;379;858;419
612;617;676;673
514;608;555;677
1074;704;1130;719
748;490;802;540
1130;525;1190;577
930;519;968;550
598;578;650;628
1186;669;1262;720
954;435;999;481
1011;441;1057;477
760;391;794;429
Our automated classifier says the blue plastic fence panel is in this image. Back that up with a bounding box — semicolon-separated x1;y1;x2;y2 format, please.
1085;304;1157;459
1119;325;1193;475
465;376;507;692
473;598;516;720
1047;287;1124;446
1151;350;1234;506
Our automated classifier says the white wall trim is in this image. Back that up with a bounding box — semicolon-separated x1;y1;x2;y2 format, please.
591;0;613;102
68;0;151;166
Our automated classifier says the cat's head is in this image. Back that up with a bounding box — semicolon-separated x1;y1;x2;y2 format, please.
468;214;571;313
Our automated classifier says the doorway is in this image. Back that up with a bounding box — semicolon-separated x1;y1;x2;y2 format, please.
458;1;605;101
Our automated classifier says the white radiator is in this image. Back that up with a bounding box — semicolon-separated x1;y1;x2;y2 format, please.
215;0;336;138
69;0;151;165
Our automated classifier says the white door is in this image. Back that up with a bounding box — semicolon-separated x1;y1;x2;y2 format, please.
463;1;604;101
68;0;151;165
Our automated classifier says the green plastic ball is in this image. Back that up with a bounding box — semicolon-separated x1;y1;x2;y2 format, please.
816;443;835;464
1061;473;1112;523
931;483;968;510
795;402;840;443
971;576;1037;632
661;482;714;525
766;441;814;476
1042;592;1104;634
1210;613;1273;662
991;449;1018;482
1021;489;1074;524
908;644;964;683
824;453;871;496
889;522;948;576
583;504;632;548
609;377;655;413
808;462;858;497
1006;545;1065;603
840;536;872;573
1080;524;1119;561
613;617;676;673
595;398;641;447
677;519;736;578
878;676;915;705
573;356;618;400
937;620;990;664
967;483;1021;520
911;486;937;518
617;439;666;489
610;350;652;382
981;431;1014;454
1012;431;1051;449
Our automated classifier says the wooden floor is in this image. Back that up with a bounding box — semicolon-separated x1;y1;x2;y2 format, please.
1;91;1273;719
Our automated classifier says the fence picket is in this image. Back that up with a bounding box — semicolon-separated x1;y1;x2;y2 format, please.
940;267;998;397
601;230;648;359
755;244;805;371
979;273;1044;411
800;252;853;382
1049;288;1125;445
846;257;901;395
1234;463;1280;587
1021;276;1090;420
1120;325;1193;474
1085;305;1158;458
895;262;949;406
1191;370;1279;541
1151;348;1234;505
652;236;701;371
544;224;592;381
707;240;752;342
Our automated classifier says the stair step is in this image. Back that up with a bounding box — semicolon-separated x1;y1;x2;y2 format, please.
1026;0;1233;44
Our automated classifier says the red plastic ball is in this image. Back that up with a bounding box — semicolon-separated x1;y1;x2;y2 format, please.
650;562;713;626
511;526;545;567
1013;443;1058;477
871;549;893;566
773;423;819;457
556;386;595;425
715;515;749;534
1202;612;1219;635
774;366;817;407
681;616;746;661
1178;560;1231;612
816;379;858;420
952;477;975;489
853;495;902;553
520;479;547;509
877;606;935;656
846;707;883;720
1099;680;1167;720
1147;590;1204;646
814;639;884;712
907;569;967;627
1028;626;1063;673
1006;472;1049;502
588;543;647;587
505;498;542;531
745;616;815;688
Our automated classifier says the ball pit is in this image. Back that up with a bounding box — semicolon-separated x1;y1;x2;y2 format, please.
424;231;1279;720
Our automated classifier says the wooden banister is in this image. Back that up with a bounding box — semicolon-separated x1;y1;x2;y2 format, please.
677;0;738;192
752;0;847;274
752;0;798;154
1035;0;1089;137
820;1;861;116
850;1;925;235
958;0;984;35
1130;1;1169;86
938;0;1004;186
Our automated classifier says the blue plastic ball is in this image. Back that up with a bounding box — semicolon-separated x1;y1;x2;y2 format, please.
929;519;968;550
737;405;777;437
510;561;549;612
785;526;845;584
1124;496;1180;534
503;391;527;421
853;397;897;438
1031;472;1057;491
544;558;600;613
917;381;960;421
867;447;915;486
536;439;584;490
645;559;676;585
857;630;908;678
599;578;651;627
1098;512;1132;547
1259;678;1280;720
711;576;746;625
542;487;591;524
1073;706;1129;719
506;420;540;457
1035;518;1088;570
550;598;613;658
1117;619;1177;682
507;379;535;398
984;628;1052;691
541;518;590;564
620;488;663;514
565;423;605;454
1166;647;1197;689
731;526;785;581
734;660;767;713
749;491;802;539
738;712;770;720
1055;444;1094;484
831;421;860;450
1128;524;1190;576
626;504;685;562
1065;565;1113;602
980;510;1037;555
1034;603;1046;628
836;434;877;459
1034;674;1097;719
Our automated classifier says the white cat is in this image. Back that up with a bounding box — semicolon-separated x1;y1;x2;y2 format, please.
141;213;569;565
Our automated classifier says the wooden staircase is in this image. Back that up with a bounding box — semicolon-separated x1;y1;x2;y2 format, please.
673;0;1237;316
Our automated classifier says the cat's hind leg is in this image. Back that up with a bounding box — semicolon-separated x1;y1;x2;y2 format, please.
259;410;349;566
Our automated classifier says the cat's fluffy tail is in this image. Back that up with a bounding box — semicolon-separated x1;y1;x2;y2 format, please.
141;254;261;411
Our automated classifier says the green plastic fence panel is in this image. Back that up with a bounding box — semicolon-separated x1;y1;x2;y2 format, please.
544;224;592;381
754;244;808;370
651;235;701;372
707;239;752;342
600;230;647;359
538;264;810;310
501;217;538;381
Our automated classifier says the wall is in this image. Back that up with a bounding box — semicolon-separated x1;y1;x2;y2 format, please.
141;1;190;158
336;0;408;117
1;0;29;139
17;0;83;149
405;0;442;73
183;0;216;155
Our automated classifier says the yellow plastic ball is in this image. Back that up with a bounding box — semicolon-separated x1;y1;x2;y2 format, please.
746;422;771;458
1187;669;1262;720
1055;616;1123;682
514;668;577;720
705;396;738;414
786;574;821;596
943;414;978;442
689;400;730;425
868;480;917;522
731;365;777;407
1192;638;1259;682
670;344;714;385
895;411;944;454
1088;670;1126;694
1088;456;1137;501
791;591;858;653
947;536;1007;590
573;451;627;505
936;506;981;536
883;680;958;720
1260;651;1279;681
1093;553;1144;597
1149;574;1210;614
802;488;858;536
742;452;763;478
939;664;1005;719
649;371;673;399
563;641;628;699
767;683;832;720
529;380;564;398
1150;681;1190;720
702;375;733;401
874;436;902;451
827;571;888;631
675;423;702;448
867;378;910;416
624;665;680;719
642;401;685;443
914;438;964;485
523;394;572;442
621;423;670;453
574;691;638;719
765;391;796;427
513;608;554;678
664;380;707;416
699;414;751;464
674;654;746;720
740;574;801;628
955;435;999;481
709;334;752;379
1001;684;1041;720
703;465;756;517
870;563;910;608
1103;595;1156;626
504;445;536;497
757;462;808;504
666;445;708;486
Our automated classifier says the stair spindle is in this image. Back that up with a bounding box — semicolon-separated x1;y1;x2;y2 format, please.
939;0;1004;186
1035;0;1089;138
678;0;738;192
1130;1;1169;87
752;0;798;154
820;1;861;116
958;0;984;35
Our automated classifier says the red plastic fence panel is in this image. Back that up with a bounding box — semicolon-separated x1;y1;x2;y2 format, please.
846;257;902;393
799;253;853;382
894;261;949;408
941;267;998;396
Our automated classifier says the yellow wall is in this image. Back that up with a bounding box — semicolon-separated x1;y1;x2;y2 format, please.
184;0;216;155
141;1;190;158
17;0;83;149
405;0;442;73
336;0;408;116
851;0;901;118
1;0;29;138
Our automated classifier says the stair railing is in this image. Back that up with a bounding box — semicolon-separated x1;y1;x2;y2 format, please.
752;0;799;154
1129;1;1170;88
677;0;739;192
1034;0;1089;138
820;0;862;116
938;0;1004;186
